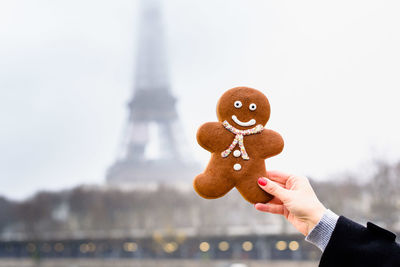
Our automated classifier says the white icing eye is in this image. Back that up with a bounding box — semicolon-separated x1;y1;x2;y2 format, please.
234;100;242;108
249;103;257;111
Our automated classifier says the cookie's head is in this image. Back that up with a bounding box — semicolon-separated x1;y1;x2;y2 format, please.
217;87;270;130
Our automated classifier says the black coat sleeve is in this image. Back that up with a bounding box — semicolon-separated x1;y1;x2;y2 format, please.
319;216;400;267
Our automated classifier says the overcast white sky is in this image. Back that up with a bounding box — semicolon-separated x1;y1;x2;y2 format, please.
1;0;400;200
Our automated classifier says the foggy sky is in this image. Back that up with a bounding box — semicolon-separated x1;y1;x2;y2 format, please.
1;0;400;200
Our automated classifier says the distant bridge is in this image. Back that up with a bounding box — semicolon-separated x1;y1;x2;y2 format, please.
0;233;321;261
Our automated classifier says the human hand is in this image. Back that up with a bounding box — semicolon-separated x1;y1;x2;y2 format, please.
254;170;326;236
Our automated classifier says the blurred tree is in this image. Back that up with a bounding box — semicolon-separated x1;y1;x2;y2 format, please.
0;165;398;239
366;160;400;230
0;197;14;233
310;175;364;221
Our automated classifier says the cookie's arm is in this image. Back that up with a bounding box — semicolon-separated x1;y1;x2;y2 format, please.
196;122;228;153
258;129;284;158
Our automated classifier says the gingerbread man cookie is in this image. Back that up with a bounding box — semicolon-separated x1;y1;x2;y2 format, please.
193;87;284;204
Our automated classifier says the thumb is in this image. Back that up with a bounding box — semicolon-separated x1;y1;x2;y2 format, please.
258;177;290;202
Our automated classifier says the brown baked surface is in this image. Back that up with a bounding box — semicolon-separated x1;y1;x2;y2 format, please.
193;86;284;204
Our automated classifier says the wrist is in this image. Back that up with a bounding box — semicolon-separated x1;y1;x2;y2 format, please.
306;203;326;235
305;209;339;251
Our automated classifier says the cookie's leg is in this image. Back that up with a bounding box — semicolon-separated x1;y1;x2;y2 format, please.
193;172;235;199
236;175;273;204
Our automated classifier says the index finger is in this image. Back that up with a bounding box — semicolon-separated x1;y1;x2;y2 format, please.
266;170;293;184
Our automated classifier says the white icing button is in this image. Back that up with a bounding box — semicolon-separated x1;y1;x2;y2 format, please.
233;150;241;157
233;163;242;171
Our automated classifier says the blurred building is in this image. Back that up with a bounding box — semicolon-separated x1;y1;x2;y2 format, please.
106;0;200;189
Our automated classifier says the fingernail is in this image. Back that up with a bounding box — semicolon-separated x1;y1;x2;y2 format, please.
258;177;267;186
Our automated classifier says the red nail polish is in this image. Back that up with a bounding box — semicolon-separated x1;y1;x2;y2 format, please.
258;177;267;186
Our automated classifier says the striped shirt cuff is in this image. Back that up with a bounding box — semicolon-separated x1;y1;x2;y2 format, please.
305;209;339;252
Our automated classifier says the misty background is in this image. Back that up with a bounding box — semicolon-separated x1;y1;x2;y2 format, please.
1;0;400;200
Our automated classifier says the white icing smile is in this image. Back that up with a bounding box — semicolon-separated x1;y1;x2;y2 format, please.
231;115;256;127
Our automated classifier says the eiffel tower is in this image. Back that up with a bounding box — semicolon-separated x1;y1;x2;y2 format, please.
106;0;200;189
